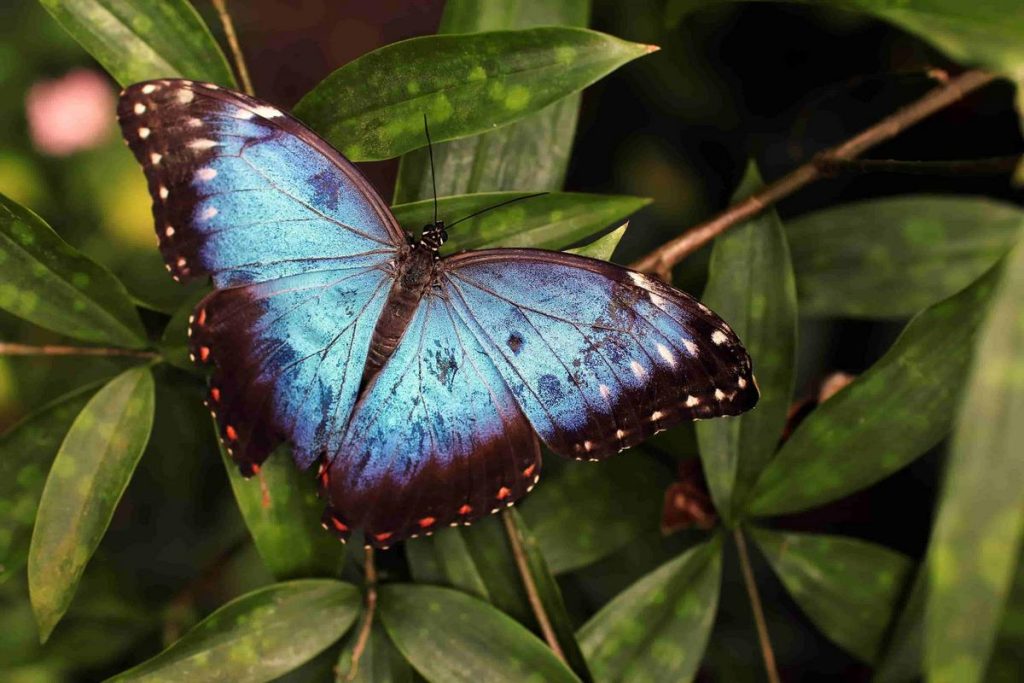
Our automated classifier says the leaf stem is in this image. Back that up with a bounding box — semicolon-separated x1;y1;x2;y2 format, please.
815;155;1022;177
501;510;567;664
345;546;378;681
211;0;254;96
630;69;998;279
0;343;158;359
734;528;781;683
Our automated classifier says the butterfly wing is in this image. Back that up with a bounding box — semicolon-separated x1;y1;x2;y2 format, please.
323;293;540;547
441;249;759;460
117;79;407;473
117;79;404;286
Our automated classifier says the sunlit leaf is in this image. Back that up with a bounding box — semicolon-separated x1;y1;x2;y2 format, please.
697;164;797;522
566;223;628;261
28;366;155;641
379;583;579;683
393;0;591;202
37;0;236;87
751;528;913;663
746;264;1002;517
926;239;1024;683
578;535;722;683
788;196;1022;318
0;193;146;348
109;580;360;682
295;27;655;161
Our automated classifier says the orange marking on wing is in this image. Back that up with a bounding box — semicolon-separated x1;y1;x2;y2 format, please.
331;518;349;533
458;504;473;515
418;516;436;528
210;387;221;402
225;424;238;441
496;486;512;500
523;464;536;478
374;532;393;542
197;307;207;326
199;346;211;362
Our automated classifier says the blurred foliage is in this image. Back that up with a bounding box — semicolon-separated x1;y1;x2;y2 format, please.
0;0;1022;681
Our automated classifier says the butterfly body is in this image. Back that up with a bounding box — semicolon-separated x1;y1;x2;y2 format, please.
118;79;758;547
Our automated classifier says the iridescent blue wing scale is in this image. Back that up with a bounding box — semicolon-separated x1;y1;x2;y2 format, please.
442;249;758;461
117;79;405;473
323;294;540;546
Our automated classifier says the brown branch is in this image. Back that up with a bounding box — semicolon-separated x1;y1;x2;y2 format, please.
631;69;999;279
815;155;1022;177
502;511;567;664
344;546;378;681
734;528;781;683
211;0;254;96
0;343;158;359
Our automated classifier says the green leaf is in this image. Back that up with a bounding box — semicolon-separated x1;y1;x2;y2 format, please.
696;164;797;522
0;384;102;583
393;0;591;202
379;583;580;683
108;579;360;682
746;263;1002;517
874;562;928;683
788;196;1022;319
405;528;491;602
578;535;722;683
335;621;415;683
519;455;673;574
750;528;913;663
925;238;1024;683
986;544;1024;681
566;223;628;261
37;0;237;87
0;194;147;348
294;27;655;162
218;433;344;581
28;367;155;641
392;192;648;253
158;289;209;373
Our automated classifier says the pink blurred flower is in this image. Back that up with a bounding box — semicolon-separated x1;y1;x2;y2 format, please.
26;69;115;156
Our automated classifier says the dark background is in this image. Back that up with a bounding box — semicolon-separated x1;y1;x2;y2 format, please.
1;1;1021;680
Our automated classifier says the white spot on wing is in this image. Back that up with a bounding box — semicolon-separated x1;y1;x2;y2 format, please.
138;127;150;139
630;360;646;378
738;377;747;389
656;343;675;366
201;206;218;220
165;226;175;237
189;139;219;150
583;440;593;452
697;302;711;314
628;271;650;288
188;118;203;128
683;339;698;356
134;103;146;114
616;429;626;440
599;384;611;399
142;84;157;94
236;109;255;120
712;330;728;346
159;186;169;199
176;89;195;104
714;389;726;401
650;411;664;421
197;167;218;181
252;105;283;118
176;257;187;267
150;152;162;165
686;395;700;407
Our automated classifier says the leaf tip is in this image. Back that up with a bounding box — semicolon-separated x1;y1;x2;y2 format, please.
643;44;661;54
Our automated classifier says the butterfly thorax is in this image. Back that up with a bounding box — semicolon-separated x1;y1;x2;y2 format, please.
359;223;447;394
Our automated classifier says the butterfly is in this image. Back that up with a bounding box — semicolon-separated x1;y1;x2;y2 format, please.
117;79;759;548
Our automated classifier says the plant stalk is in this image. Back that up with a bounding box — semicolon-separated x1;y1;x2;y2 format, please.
211;0;255;96
815;155;1022;177
345;546;378;681
734;528;781;683
0;342;158;358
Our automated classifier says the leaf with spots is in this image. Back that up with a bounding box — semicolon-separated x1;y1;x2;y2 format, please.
38;0;237;87
335;621;415;683
392;0;591;202
108;579;360;682
696;163;797;523
787;196;1022;319
750;528;913;663
925;238;1024;683
391;192;648;253
28;366;155;641
378;583;580;683
218;428;345;581
294;27;655;161
566;223;628;261
746;263;1003;517
0;194;147;349
519;455;674;574
578;535;722;683
0;383;102;584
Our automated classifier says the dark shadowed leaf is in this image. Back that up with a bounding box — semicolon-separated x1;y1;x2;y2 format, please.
38;0;236;87
926;239;1024;683
751;528;913;663
985;545;1024;681
108;580;360;682
379;584;579;683
578;535;722;683
335;622;415;683
294;27;654;161
746;264;1002;517
697;164;797;522
520;455;673;574
787;196;1022;318
159;288;209;373
28;367;155;641
0;194;147;348
874;562;928;683
392;0;590;202
566;224;628;261
392;192;648;253
218;432;345;581
0;384;102;583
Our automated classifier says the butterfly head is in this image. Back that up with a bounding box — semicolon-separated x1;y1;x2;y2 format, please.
420;221;448;253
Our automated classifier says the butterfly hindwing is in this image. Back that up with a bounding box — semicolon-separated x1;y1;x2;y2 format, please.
117;79;404;287
443;249;758;460
323;294;540;546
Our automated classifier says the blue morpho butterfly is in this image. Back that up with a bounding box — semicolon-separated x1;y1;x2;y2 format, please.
117;79;758;548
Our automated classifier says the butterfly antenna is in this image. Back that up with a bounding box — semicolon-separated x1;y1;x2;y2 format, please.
447;192;549;229
423;114;438;225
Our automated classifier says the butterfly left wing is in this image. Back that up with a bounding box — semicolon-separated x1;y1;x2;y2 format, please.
441;249;759;460
323;293;541;547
